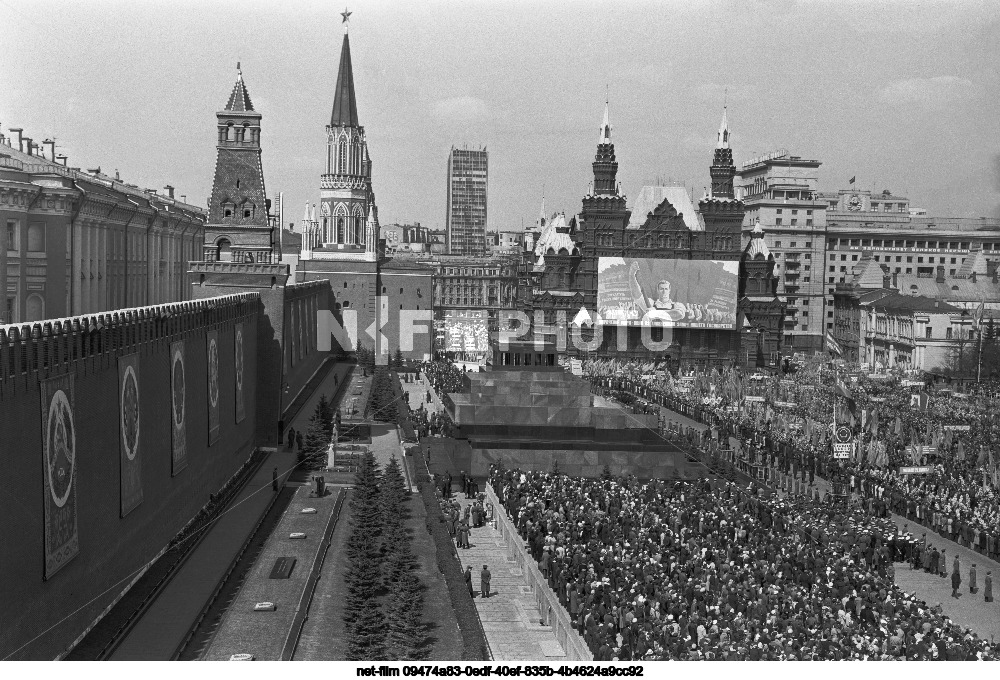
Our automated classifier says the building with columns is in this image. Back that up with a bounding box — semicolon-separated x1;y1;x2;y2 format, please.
0;128;204;324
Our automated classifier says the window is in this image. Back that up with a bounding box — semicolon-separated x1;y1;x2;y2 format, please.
807;210;813;216
775;219;783;225
774;241;782;247
25;294;44;321
804;277;810;282
840;266;847;272
828;311;833;318
906;268;912;274
946;328;953;339
6;296;14;323
6;219;17;251
792;210;798;215
829;266;835;272
27;223;45;251
827;322;833;329
790;242;797;248
951;258;956;264
829;254;836;261
950;269;956;276
829;277;835;283
906;257;913;263
804;254;811;260
400;288;404;294
806;219;813;226
344;281;347;288
801;325;809;331
926;328;933;339
802;311;809;317
777;209;783;214
841;255;847;261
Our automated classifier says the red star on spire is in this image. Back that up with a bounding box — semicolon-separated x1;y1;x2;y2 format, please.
341;7;352;24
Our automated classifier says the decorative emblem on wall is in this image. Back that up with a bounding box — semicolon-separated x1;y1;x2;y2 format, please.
172;347;186;429
46;389;76;509
208;337;220;409
235;324;245;423
121;365;140;461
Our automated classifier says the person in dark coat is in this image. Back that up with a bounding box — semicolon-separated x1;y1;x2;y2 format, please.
969;564;978;594
287;427;296;450
295;431;304;452
481;564;492;599
985;571;993;602
465;566;475;596
951;568;962;598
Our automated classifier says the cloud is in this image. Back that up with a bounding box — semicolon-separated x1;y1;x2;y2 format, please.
878;76;974;108
430;96;489;124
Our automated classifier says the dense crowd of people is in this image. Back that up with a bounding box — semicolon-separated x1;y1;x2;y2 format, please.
583;360;1000;566
491;466;997;660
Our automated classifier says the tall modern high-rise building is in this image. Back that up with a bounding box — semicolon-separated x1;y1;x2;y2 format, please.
446;146;488;256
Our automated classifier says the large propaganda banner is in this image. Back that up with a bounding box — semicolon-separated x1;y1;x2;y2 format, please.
596;257;739;329
41;373;79;579
234;323;245;424
170;340;187;475
443;310;489;353
206;329;221;445
118;353;143;516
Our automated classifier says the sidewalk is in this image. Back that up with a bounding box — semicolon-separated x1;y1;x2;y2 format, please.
455;498;567;662
282;362;353;449
108;448;297;660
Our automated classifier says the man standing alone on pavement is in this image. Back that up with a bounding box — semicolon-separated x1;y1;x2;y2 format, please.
481;564;492;599
985;571;993;602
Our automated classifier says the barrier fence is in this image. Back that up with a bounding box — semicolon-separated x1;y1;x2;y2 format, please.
485;486;593;661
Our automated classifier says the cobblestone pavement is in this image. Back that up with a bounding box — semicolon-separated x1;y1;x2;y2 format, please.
454;497;567;661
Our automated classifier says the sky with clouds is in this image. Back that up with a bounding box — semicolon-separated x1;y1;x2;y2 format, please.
2;0;999;231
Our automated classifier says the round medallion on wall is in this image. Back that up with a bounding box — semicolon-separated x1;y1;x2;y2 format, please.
121;365;140;461
172;348;186;428
208;338;220;408
235;329;244;394
46;389;76;509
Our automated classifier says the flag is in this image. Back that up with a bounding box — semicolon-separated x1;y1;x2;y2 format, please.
974;301;985;329
849;176;856;184
826;331;843;356
834;379;853;400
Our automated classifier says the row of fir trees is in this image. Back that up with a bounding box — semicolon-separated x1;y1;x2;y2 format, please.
344;452;426;660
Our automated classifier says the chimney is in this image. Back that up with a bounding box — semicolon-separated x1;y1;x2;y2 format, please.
180;195;186;203
56;154;67;166
43;139;55;160
882;274;892;289
892;272;898;288
971;270;977;283
9;128;23;152
988;260;998;279
934;300;939;308
164;185;175;199
23;137;33;156
936;266;945;283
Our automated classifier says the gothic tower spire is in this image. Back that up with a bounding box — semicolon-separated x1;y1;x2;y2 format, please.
710;105;735;199
592;96;619;197
317;9;377;260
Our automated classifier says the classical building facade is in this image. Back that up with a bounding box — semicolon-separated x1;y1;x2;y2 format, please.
0;128;204;324
736;152;828;354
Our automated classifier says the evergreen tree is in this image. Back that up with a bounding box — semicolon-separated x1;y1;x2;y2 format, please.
317;394;333;438
384;566;425;660
343;449;385;653
300;402;330;469
601;464;613;481
393;347;404;369
347;449;382;558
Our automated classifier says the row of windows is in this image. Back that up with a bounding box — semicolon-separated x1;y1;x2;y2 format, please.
775;209;813;215
774;219;813;226
772;241;812;248
6;220;46;252
828;252;966;266
828;238;972;249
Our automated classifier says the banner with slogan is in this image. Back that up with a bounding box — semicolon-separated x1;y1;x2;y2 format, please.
206;329;221;445
170;340;187;475
234;323;245;424
118;353;143;516
41;373;79;579
596;257;738;328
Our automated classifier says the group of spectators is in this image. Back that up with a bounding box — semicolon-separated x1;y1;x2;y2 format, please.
584;361;1000;569
491;466;997;661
